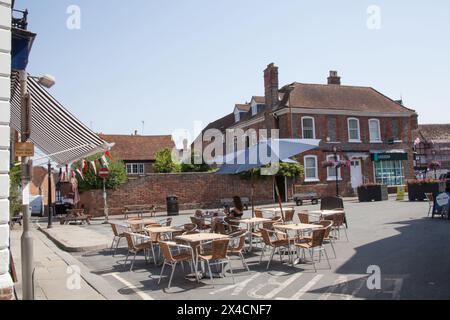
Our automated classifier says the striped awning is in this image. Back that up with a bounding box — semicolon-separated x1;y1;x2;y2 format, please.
10;72;112;165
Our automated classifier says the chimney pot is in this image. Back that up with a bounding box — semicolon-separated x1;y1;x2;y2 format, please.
327;70;341;85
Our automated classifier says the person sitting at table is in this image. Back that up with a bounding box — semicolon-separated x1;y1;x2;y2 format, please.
225;196;244;220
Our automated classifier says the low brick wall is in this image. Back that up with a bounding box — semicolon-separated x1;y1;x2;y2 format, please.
80;173;276;217
294;181;355;198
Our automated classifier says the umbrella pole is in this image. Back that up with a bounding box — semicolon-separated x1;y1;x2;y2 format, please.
251;170;255;218
274;176;284;221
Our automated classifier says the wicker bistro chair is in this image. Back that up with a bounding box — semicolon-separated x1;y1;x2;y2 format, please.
254;209;264;218
110;223;128;257
227;230;250;271
298;211;310;224
197;239;235;285
295;228;331;272
302;220;336;259
283;210;295;223
190;216;212;231
123;232;154;272
252;217;282;248
329;213;348;241
158;241;198;289
259;229;292;270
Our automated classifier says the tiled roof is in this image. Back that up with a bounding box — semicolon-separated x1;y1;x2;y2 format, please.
418;124;450;143
235;104;251;112
202;113;236;133
99;134;175;161
281;83;416;114
252;96;265;104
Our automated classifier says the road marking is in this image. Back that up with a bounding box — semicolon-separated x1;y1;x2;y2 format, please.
104;272;154;300
385;278;403;300
347;277;367;300
319;276;348;300
290;275;324;300
248;273;303;299
209;273;261;296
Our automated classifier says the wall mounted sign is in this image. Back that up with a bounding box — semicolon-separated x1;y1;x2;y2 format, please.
371;152;408;162
14;142;35;157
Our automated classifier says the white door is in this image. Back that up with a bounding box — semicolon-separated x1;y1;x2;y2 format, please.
350;160;363;189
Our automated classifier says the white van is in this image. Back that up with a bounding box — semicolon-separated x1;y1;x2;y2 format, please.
30;195;43;217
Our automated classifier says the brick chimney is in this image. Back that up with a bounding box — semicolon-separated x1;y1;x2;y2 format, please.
264;63;279;110
327;70;341;85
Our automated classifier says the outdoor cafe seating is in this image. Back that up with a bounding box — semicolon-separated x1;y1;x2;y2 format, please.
107;203;350;288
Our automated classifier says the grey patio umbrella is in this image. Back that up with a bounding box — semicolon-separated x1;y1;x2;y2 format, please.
215;138;321;219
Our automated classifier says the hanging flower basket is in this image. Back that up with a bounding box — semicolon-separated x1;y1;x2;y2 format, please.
336;160;351;169
322;160;335;168
428;161;441;171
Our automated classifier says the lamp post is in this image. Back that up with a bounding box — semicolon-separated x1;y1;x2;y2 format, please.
19;71;55;300
333;145;339;197
47;160;53;228
432;149;437;179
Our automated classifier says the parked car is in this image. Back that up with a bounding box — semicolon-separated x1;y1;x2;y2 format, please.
439;172;450;192
30;195;43;217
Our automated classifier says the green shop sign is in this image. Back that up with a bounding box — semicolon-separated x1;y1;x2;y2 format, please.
371;153;408;161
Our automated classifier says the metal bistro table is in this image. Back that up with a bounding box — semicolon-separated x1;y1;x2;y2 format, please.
144;226;183;265
306;209;347;227
237;217;272;252
274;223;322;266
175;233;230;279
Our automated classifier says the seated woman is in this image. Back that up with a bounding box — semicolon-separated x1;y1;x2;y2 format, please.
225;196;244;220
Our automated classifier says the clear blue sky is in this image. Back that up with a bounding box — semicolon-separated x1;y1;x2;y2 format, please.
17;0;450;142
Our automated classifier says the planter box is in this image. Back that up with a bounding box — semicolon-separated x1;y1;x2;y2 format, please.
407;182;446;201
357;185;388;202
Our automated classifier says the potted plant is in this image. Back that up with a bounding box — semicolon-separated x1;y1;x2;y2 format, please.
357;183;388;202
407;178;446;201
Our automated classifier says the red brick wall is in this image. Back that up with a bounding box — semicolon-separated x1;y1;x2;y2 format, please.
80;173;276;217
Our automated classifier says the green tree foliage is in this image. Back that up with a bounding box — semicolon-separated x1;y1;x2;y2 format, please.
72;154;127;192
180;151;210;173
9;165;22;216
154;148;181;173
239;162;304;180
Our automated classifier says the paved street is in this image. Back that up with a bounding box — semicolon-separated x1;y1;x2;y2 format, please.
58;198;450;300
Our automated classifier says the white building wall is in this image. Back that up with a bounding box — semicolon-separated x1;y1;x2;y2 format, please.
0;0;12;300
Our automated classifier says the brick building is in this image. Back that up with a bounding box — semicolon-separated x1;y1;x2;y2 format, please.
199;63;419;198
99;133;176;176
413;124;450;177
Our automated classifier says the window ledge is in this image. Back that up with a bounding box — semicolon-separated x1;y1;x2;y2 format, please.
327;178;343;182
348;140;361;143
304;178;320;183
370;140;383;144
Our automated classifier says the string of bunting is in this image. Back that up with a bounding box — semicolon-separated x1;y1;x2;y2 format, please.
61;151;113;182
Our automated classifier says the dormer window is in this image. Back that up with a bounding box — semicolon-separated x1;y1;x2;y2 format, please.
234;110;241;123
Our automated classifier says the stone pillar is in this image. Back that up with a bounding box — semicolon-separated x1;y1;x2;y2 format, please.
0;0;13;300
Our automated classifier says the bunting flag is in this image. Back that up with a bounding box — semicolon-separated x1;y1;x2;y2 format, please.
72;152;112;181
100;155;109;168
76;166;84;180
82;159;88;172
90;160;97;175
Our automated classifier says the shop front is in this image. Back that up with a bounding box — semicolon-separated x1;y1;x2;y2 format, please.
371;151;409;187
